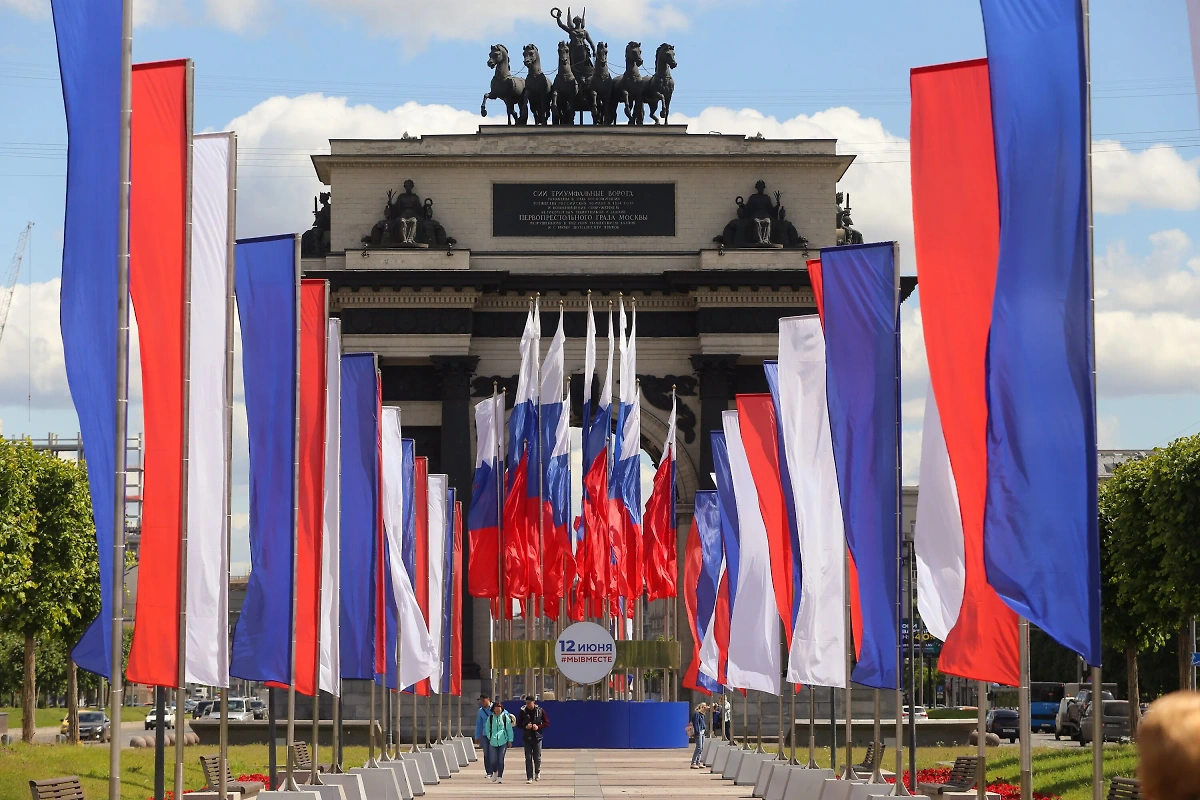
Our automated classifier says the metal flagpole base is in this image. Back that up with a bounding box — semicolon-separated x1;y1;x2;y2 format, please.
806;686;818;769
756;692;765;754
869;689;883;783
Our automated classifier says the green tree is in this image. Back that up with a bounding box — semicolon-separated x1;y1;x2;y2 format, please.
1099;455;1169;740
0;441;98;742
1141;434;1200;693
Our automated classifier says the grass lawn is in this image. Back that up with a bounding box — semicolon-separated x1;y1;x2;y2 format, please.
763;742;1139;800
1;706;151;732
0;742;371;800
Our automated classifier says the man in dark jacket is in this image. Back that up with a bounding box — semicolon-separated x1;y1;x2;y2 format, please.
473;694;493;777
516;695;550;783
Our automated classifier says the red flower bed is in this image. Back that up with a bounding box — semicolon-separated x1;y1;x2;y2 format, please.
884;767;1060;800
238;773;271;785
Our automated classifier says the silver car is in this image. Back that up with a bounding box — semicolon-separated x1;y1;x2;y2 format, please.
206;697;254;722
1079;700;1130;745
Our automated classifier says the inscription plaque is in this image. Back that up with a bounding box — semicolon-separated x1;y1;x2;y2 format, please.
493;183;676;237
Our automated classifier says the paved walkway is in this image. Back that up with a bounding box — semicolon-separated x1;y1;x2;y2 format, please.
445;749;751;798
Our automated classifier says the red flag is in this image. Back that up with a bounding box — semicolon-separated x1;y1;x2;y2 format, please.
126;59;189;688
680;514;707;693
414;456;431;696
502;451;531;600
911;59;1019;684
294;279;328;696
451;500;463;696
735;394;792;645
643;451;676;602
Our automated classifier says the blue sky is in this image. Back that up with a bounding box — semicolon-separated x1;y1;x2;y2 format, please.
2;0;1200;563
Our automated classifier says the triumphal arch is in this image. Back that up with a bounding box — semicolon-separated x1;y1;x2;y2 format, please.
297;12;906;693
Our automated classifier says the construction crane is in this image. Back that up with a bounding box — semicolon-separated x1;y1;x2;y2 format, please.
0;222;33;348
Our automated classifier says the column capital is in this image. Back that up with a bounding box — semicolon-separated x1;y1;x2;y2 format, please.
431;354;481;377
690;353;740;375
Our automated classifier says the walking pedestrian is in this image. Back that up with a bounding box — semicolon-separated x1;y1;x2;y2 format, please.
690;702;709;767
516;694;550;783
712;698;724;740
484;701;514;783
473;694;493;778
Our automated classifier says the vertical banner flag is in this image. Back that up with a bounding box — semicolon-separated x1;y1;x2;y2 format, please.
763;361;802;652
414;456;432;693
381;408;438;690
644;393;677;602
820;242;899;690
320;318;342;695
734;394;791;646
231;235;298;685
910;59;1019;684
541;307;575;614
504;304;540;601
441;490;457;694
339;353;380;680
577;298;614;614
53;0;123;679
722;409;781;695
428;474;450;692
451;499;464;696
294;278;329;697
773;317;846;689
684;490;722;694
979;0;1099;665
611;298;642;603
126;59;190;688
185;131;235;689
468;396;503;598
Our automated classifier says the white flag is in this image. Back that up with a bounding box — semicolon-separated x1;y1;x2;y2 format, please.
184;132;234;688
319;318;342;695
381;407;438;690
723;409;781;695
779;316;847;689
914;386;966;643
427;474;449;692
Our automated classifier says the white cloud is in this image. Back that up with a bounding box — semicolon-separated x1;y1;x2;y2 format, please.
0;0;45;17
1092;140;1200;214
226;94;482;237
0;279;70;408
205;0;267;32
306;0;696;49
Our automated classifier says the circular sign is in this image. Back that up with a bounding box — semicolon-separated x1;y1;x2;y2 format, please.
555;621;616;685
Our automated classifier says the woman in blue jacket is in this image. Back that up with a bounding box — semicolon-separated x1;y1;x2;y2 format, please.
485;701;515;782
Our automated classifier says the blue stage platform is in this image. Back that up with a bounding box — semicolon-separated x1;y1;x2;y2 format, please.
502;700;689;749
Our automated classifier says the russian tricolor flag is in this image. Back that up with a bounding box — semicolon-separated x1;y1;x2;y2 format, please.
610;298;642;603
575;296;614;616
911;0;1097;671
504;302;541;602
468;395;503;599
541;306;575;615
683;490;722;695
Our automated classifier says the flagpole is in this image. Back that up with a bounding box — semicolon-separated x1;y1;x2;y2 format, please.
841;536;855;779
1019;619;1032;800
1082;3;1103;800
311;285;330;787
977;681;987;800
807;685;818;768
283;233;303;792
891;240;911;795
603;300;613;703
173;58;196;800
219;129;237;800
368;680;377;768
496;385;506;700
108;0;133;796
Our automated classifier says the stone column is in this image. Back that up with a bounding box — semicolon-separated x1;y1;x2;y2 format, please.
690;354;739;490
432;354;481;678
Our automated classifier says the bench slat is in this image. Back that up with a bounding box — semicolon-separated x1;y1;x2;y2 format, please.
29;777;85;800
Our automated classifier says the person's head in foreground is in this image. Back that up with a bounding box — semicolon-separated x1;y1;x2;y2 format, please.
492;702;505;716
1139;690;1200;800
479;694;490;708
525;695;536;708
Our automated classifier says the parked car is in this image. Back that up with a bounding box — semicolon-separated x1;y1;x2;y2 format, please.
902;705;929;720
145;706;176;731
249;699;266;720
986;708;1020;743
183;698;198;714
206;697;253;722
193;700;216;720
1055;697;1073;740
1079;700;1130;746
1060;689;1115;740
58;710;111;742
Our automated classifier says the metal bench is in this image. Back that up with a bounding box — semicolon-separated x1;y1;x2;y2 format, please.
29;777;85;800
199;754;264;797
918;756;979;795
854;742;878;773
294;741;331;774
1106;778;1141;800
